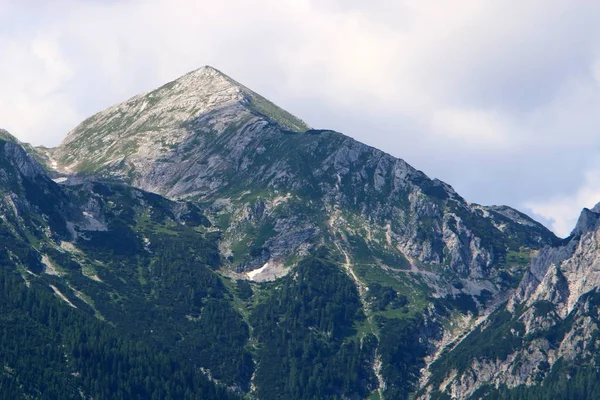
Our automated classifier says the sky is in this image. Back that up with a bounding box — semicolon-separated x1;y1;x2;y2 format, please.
2;0;600;236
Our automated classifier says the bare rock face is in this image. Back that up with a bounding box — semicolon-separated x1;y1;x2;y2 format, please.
52;66;308;183
512;205;600;317
0;138;77;242
1;66;576;398
421;204;600;399
45;67;557;288
2;140;47;179
39;67;565;397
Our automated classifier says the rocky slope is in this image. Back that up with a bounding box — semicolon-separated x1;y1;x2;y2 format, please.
420;205;600;399
34;67;568;398
0;133;407;398
50;66;308;180
47;67;556;290
3;66;574;399
0;135;247;398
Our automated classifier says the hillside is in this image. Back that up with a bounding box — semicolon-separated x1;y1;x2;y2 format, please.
0;66;568;399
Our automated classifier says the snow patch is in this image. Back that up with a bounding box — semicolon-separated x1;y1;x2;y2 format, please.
246;263;269;280
246;260;288;282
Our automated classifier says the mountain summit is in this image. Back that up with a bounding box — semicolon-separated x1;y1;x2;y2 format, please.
44;66;557;283
51;66;308;179
25;66;566;398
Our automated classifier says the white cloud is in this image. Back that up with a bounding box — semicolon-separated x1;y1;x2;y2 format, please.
0;34;80;144
430;108;517;149
526;166;600;237
2;0;600;234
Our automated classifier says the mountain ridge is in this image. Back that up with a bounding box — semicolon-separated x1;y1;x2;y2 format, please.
42;67;557;282
49;65;308;176
420;202;600;399
1;66;580;399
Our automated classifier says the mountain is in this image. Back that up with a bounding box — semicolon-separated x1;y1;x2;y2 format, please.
50;66;308;181
0;136;240;399
48;67;556;283
1;66;568;399
1;132;380;398
0;128;19;142
419;205;600;399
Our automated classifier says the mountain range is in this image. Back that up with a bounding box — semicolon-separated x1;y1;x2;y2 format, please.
0;66;597;399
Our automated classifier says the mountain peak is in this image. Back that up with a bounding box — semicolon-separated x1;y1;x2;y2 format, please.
570;206;600;238
185;65;231;79
169;65;309;132
192;64;222;73
162;65;247;107
51;66;309;175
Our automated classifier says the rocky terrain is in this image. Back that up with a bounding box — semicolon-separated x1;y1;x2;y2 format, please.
47;67;556;289
5;66;598;399
419;205;600;399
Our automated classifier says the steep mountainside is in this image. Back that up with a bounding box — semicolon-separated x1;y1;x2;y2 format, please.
48;67;556;286
0;134;414;399
35;66;566;399
1;66;571;399
51;66;308;180
420;205;600;399
0;137;240;399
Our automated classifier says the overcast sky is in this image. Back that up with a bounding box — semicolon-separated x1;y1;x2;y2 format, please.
2;0;600;236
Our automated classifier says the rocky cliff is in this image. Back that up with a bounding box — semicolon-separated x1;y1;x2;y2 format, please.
46;67;556;291
2;65;575;399
420;205;600;399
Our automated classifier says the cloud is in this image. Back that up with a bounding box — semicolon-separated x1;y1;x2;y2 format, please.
430;108;518;149
0;34;80;144
2;0;600;234
526;165;600;237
